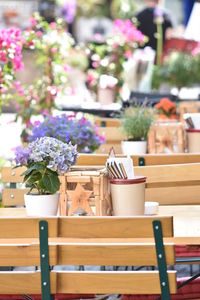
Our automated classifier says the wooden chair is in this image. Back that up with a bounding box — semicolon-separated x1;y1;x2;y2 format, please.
134;163;200;205
1;166;27;207
0;216;176;299
76;153;200;167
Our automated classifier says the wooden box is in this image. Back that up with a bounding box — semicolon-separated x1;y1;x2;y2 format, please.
59;167;112;216
148;121;185;153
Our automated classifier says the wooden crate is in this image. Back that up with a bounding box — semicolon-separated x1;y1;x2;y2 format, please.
59;167;112;216
148;121;185;153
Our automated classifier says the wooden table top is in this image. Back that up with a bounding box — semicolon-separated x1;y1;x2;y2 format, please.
0;205;200;241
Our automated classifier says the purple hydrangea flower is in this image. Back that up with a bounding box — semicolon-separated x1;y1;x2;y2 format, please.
61;0;76;24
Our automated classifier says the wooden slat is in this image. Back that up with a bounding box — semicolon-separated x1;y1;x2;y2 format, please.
76;153;200;167
95;118;121;127
0;218;58;238
2;189;28;206
135;163;200;184
57;271;177;294
132;154;200;166
58;216;173;238
146;185;200;205
1;166;26;183
0;245;57;266
58;243;175;266
98;128;125;142
0;272;56;294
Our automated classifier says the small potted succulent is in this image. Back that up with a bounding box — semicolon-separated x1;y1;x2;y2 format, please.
121;106;155;154
14;136;78;216
28;114;104;153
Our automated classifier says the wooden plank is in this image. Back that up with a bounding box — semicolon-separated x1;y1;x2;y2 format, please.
58;216;173;238
135;163;200;184
57;271;177;294
98;128;124;142
133;154;200;166
1;166;26;183
0;245;57;266
0;218;58;238
95;118;121;127
2;189;27;206
77;153;200;166
146;185;200;205
58;243;175;266
0;272;56;294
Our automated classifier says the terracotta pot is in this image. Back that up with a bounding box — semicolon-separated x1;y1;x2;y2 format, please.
24;193;59;216
110;176;146;216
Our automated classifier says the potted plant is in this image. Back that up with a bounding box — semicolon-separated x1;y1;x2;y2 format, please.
27;114;105;153
155;98;177;121
14;136;78;216
121;106;155;154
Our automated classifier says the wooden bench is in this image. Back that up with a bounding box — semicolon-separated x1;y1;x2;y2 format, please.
134;162;200;205
76;153;200;167
0;216;176;299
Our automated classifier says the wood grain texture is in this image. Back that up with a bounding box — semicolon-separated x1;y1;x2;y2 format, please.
58;216;173;238
57;271;177;294
77;153;200;166
57;243;175;266
0;218;58;238
0;245;57;266
1;166;26;183
0;272;56;294
146;185;200;205
2;189;28;206
135;163;200;183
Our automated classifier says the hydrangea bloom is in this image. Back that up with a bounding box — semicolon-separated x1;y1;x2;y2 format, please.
15;137;78;174
28;115;104;153
14;137;78;195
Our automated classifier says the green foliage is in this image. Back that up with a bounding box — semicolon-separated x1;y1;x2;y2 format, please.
152;52;200;90
121;106;155;141
22;162;60;195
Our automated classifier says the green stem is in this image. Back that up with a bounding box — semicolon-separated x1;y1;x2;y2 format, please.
156;22;163;66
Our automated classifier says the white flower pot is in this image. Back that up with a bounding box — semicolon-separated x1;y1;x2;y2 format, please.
24;193;59;217
121;141;147;155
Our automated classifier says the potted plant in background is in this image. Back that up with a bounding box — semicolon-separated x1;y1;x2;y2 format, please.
27;114;104;153
14;136;78;216
121;105;155;155
155;98;177;121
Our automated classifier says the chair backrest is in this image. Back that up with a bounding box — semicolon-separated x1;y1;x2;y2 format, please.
134;163;200;205
0;216;176;298
76;153;200;167
1;166;27;207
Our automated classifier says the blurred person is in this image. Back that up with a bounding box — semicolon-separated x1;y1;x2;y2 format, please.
136;0;173;51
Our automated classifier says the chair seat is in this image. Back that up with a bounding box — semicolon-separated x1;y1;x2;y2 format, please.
122;277;200;300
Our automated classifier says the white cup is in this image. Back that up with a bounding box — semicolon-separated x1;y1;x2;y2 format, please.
144;202;159;215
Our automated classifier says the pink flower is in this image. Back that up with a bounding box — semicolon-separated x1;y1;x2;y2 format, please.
92;61;100;68
64;64;71;72
30;18;37;26
34;121;40;126
14;81;21;89
125;50;132;59
50;22;57;28
36;31;42;38
42;110;49;116
26;121;32;127
51;47;57;54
